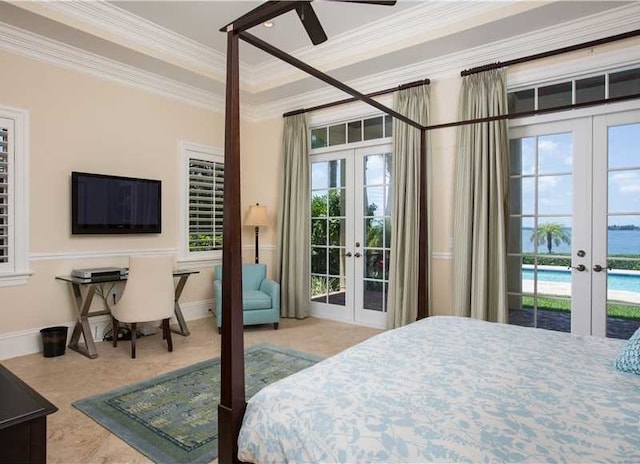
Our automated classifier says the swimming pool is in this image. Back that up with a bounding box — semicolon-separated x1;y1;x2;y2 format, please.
521;267;640;293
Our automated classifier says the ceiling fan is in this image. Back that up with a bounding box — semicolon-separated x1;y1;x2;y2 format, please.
221;0;397;45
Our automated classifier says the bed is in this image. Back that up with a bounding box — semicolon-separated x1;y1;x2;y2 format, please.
237;316;640;463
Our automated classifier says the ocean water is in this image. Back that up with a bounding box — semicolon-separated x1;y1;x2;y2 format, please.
520;229;640;255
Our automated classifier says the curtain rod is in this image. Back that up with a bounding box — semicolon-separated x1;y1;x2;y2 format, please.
282;79;430;118
461;28;640;77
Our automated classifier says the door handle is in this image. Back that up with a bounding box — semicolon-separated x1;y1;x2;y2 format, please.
354;252;362;258
344;252;353;257
593;264;610;272
568;264;586;272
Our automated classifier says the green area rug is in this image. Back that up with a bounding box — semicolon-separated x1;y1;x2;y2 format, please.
73;344;322;463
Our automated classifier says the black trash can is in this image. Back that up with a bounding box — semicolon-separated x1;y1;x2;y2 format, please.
40;326;68;357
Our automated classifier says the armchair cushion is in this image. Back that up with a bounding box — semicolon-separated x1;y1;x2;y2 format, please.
243;290;273;310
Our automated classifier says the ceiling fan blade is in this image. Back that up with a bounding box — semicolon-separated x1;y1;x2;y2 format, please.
295;2;328;46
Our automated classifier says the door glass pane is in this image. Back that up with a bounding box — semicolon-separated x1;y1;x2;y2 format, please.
533;217;572;255
510;137;535;175
311;219;326;245
328;219;345;246
311;275;327;303
509;177;534;215
538;82;572;110
508;134;573;333
608;170;640;213
311;247;326;274
608;123;640;169
538;133;573;174
576;75;605;104
328;277;346;305
328;160;345;188
364;154;384;185
363;280;383;311
538;175;572;215
328;189;345;216
365;218;383;248
364;186;384;216
606;149;640;342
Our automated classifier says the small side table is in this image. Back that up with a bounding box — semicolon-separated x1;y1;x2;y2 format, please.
0;365;58;464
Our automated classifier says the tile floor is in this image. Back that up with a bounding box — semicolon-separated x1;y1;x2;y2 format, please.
2;316;381;463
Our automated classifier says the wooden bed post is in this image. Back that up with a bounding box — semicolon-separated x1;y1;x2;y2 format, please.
417;128;428;320
218;27;246;464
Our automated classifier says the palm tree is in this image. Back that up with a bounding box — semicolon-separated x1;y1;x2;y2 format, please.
530;222;571;254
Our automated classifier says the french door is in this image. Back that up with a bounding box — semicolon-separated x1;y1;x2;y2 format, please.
310;143;392;328
508;109;640;338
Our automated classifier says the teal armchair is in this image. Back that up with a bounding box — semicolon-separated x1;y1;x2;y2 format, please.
214;264;280;334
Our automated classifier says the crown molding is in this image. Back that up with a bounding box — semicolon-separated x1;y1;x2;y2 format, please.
30;0;230;82
0;20;225;113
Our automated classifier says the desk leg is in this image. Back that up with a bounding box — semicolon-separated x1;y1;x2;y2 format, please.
68;284;100;359
172;275;191;336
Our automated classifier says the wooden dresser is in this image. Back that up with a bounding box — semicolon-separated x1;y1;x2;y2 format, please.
0;364;57;463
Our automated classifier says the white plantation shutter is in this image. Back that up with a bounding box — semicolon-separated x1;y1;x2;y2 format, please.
188;157;224;252
0;121;11;267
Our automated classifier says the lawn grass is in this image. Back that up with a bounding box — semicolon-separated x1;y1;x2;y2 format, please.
521;295;640;320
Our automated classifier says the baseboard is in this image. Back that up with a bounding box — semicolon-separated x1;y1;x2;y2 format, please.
0;299;215;360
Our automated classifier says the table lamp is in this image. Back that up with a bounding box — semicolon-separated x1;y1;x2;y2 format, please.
245;203;269;263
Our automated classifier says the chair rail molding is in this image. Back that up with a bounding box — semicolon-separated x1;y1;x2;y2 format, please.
29;248;179;261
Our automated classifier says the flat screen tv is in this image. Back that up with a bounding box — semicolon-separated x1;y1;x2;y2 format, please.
71;171;161;234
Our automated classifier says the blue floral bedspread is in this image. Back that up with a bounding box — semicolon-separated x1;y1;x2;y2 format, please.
237;316;640;463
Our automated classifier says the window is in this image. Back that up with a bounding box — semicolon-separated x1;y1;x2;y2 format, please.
507;65;640;114
180;142;224;261
0;107;29;285
310;114;393;149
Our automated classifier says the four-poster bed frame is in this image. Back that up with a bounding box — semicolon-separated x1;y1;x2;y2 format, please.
217;2;640;460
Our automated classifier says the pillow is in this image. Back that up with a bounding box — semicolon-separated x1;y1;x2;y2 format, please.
615;327;640;375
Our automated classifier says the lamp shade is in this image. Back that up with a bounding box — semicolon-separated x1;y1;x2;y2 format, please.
245;204;269;227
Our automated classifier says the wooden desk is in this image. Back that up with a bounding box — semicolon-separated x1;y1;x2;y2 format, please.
0;365;57;464
55;269;199;359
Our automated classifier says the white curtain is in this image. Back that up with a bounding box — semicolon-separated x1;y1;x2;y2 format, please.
387;85;430;328
452;69;509;323
276;114;310;318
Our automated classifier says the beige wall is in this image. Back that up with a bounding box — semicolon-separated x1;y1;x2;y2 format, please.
239;117;283;279
428;77;460;316
0;49;225;334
